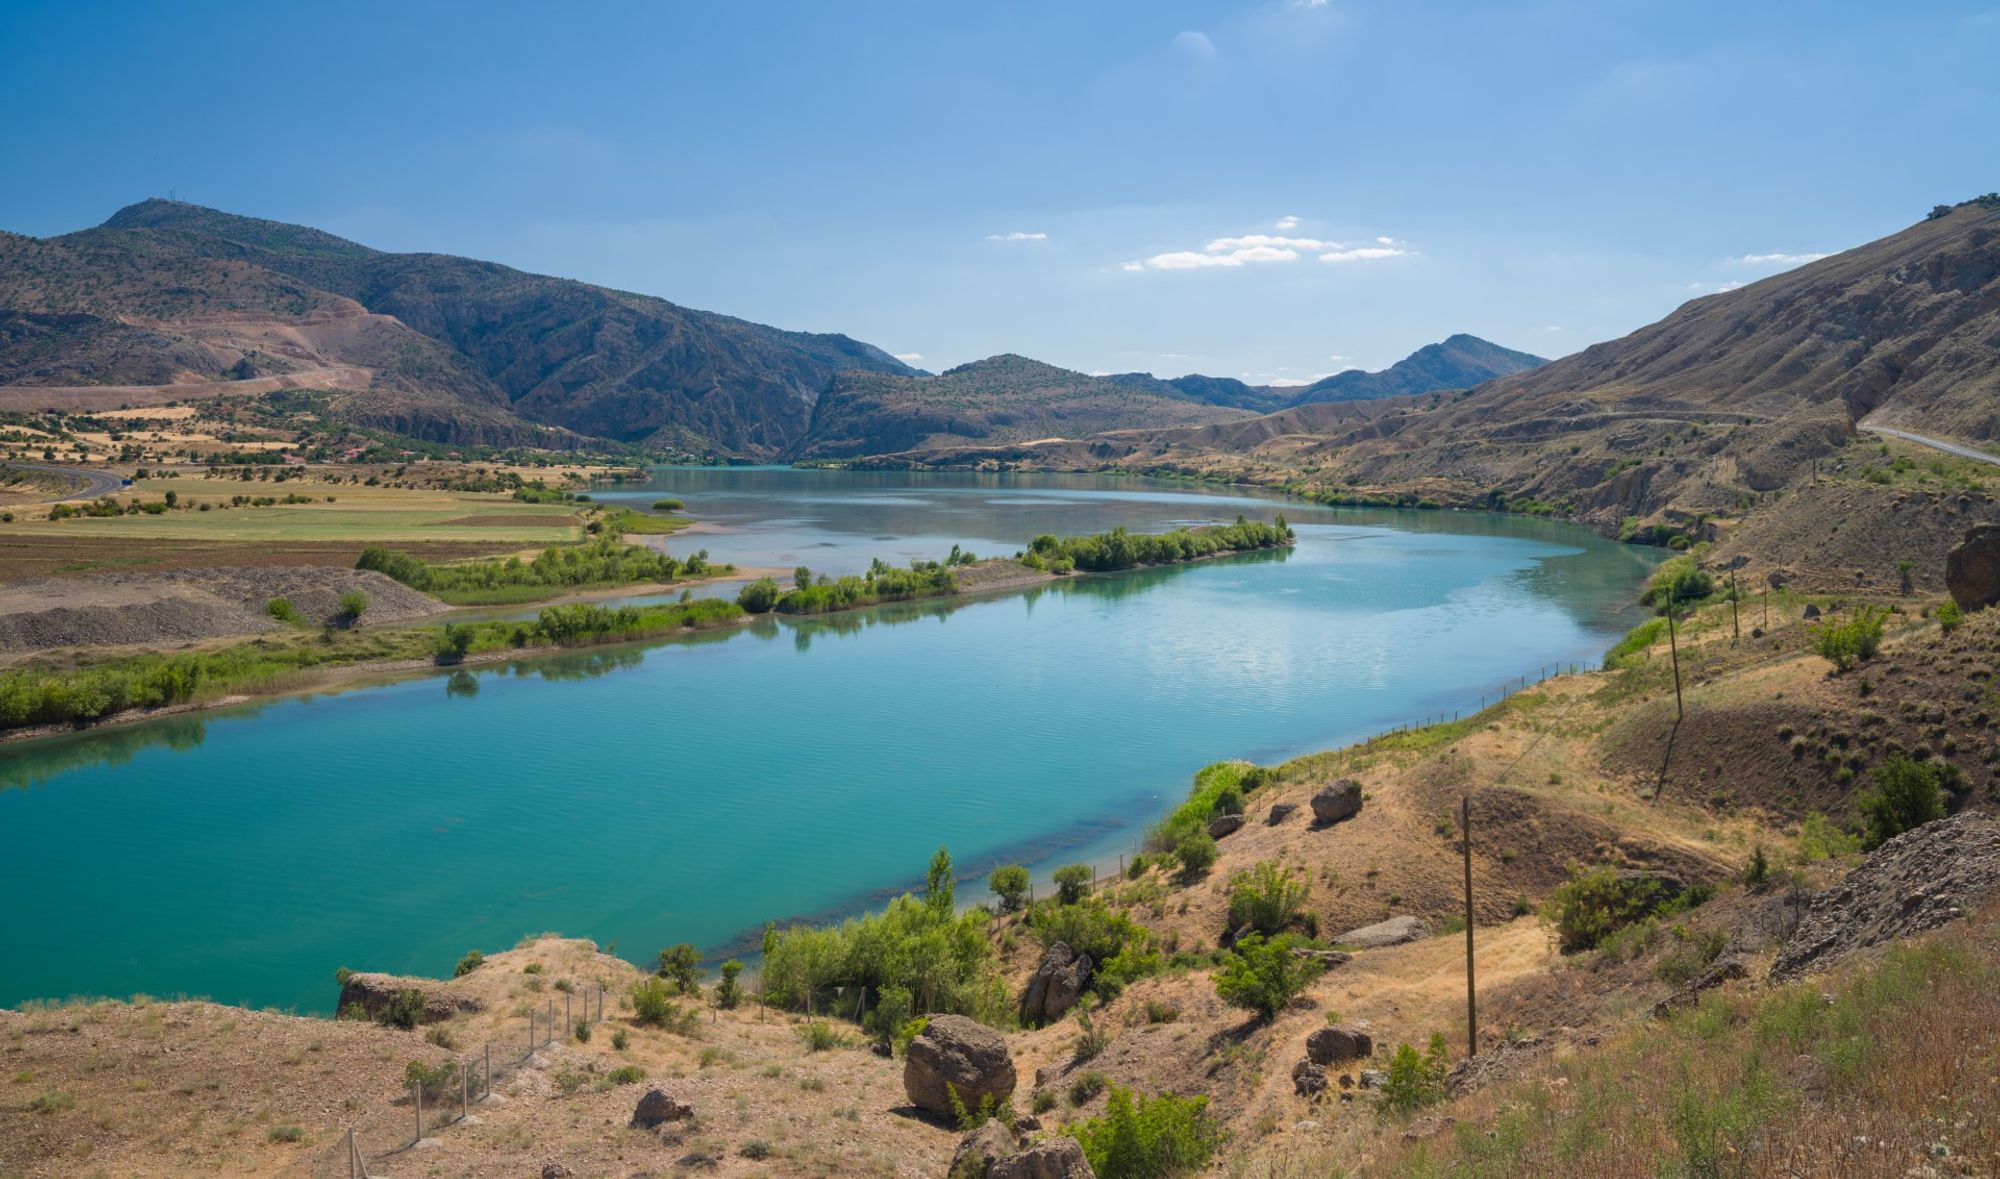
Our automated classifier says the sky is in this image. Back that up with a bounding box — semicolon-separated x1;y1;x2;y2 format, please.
2;1;1997;385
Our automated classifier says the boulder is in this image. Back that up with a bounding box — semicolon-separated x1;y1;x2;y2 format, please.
1020;942;1093;1025
335;972;480;1026
1305;1025;1373;1066
1766;568;1791;589
631;1088;694;1128
1291;948;1352;971
1358;1069;1388;1090
1801;603;1821;620
1207;814;1245;839
950;1119;1022;1179
1266;802;1298;826
905;1015;1017;1117
1292;1057;1328;1099
1335;915;1431;949
1310;780;1363;826
1946;523;2000;611
991;1137;1095;1179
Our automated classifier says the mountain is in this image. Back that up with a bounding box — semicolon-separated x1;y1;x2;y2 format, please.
792;354;1251;460
0;199;917;455
1289;333;1545;405
1104;371;1294;413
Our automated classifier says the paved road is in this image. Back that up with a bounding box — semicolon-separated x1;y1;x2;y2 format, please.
1862;424;2000;467
1;461;126;501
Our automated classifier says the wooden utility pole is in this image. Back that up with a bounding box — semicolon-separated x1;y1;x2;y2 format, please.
1461;794;1477;1057
1730;570;1740;643
1666;588;1684;720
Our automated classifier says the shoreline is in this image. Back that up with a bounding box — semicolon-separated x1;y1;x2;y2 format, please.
0;543;1294;749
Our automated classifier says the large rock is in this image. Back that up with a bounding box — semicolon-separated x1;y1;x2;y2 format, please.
950;1119;1021;1179
1266;802;1298;826
905;1015;1017;1117
1207;814;1245;839
1020;942;1093;1025
335;972;480;1026
1292;1057;1328;1099
631;1087;694;1128
1946;523;2000;611
1310;780;1363;826
990;1137;1095;1179
1335;915;1431;948
1306;1025;1373;1066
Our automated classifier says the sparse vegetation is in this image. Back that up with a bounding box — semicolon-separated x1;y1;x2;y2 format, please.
1072;1085;1224;1179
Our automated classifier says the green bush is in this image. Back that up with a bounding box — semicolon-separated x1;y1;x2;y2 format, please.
265;597;300;624
376;988;427;1030
1225;862;1311;937
1072;1085;1224;1179
1028;896;1155;970
652;498;685;511
1641;557;1714;610
1052;863;1094;905
657;944;702;995
608;1064;646;1085
1072;1010;1110;1062
1030;516;1291;574
1173;832;1217;880
1214;933;1324;1019
1543;864;1679;953
1380;1034;1450;1113
1146;762;1261;853
1068;1069;1109;1105
629;978;697;1032
1857;755;1950;850
736;576;782;613
1936;600;1964;634
336;589;369;622
573;1016;591;1042
404;1059;460;1101
1796;811;1861;862
989;864;1030;912
1810;605;1888;671
797;1020;849;1052
453;950;484;978
716;959;745;1009
266;1124;307;1143
1602;618;1665;670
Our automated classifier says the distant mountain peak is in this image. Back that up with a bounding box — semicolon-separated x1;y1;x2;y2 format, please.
100;198;377;259
1291;334;1545;405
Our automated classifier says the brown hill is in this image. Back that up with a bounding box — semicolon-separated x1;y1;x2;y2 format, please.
0;201;917;456
1289;332;1545;405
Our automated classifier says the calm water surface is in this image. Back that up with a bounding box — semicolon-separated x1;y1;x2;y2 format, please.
0;469;1657;1011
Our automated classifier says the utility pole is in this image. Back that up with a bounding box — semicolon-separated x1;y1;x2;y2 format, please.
1461;794;1477;1057
1730;570;1740;643
1666;588;1684;720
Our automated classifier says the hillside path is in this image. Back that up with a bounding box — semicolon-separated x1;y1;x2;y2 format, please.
1862;423;2000;467
1;461;124;500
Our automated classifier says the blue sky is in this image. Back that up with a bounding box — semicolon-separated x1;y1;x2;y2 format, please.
3;2;1996;384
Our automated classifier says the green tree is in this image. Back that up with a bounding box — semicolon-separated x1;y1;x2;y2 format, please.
1052;863;1093;905
1214;933;1324;1020
716;959;744;1009
988;864;1030;912
794;566;813;592
1857;755;1950;850
1380;1033;1451;1113
1173;832;1217;880
336;589;369;623
453;950;484;977
1072;1085;1224;1179
736;576;781;613
1810;605;1888;671
925;846;955;918
657;943;702;994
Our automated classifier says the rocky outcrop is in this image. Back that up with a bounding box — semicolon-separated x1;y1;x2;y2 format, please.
1335;915;1431;948
991;1137;1095;1179
1306;1025;1373;1066
1266;802;1298;826
1771;813;2000;981
905;1015;1017;1117
1311;780;1363;825
1946;523;2000;610
1020;943;1093;1025
334;972;479;1026
1207;814;1244;839
631;1088;694;1128
951;1120;1021;1178
1292;1058;1328;1099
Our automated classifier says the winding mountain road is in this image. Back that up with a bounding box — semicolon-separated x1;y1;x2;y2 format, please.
1862;424;2000;467
1;461;126;501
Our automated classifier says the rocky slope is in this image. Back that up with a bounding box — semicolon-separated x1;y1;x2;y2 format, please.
0;201;917;456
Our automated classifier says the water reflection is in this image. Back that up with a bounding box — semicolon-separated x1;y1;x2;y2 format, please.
0;715;209;792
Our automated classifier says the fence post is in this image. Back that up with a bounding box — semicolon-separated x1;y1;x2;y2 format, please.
566;992;572;1039
1463;793;1477;1057
1666;588;1685;720
526;1014;532;1057
461;1058;470;1122
413;1080;422;1145
484;1043;492;1099
547;999;555;1046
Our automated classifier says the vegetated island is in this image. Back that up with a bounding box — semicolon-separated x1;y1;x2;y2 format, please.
0;517;1293;739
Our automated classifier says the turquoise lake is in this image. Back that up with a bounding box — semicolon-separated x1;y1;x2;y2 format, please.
0;469;1658;1013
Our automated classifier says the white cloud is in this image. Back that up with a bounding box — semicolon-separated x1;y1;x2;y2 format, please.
1319;246;1407;263
987;231;1048;242
894;352;924;363
1173;30;1216;61
1126;225;1412;272
1544;325;1563;332
1275;215;1301;230
1328;354;1350;361
1728;251;1829;267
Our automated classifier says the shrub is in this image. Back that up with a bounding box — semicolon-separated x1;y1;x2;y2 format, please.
608;1064;646;1085
1211;785;1245;817
1214;933;1324;1019
1797;811;1862;862
336;589;369;623
736;576;782;613
573;1016;590;1043
866;984;915;1052
716;959;745;1009
1053;863;1094;905
376;988;427;1030
741;1139;773;1160
629;979;697;1032
657;944;702;994
1072;1085;1224;1179
1742;844;1770;889
435;622;475;660
1173;832;1217;880
1544;864;1677;953
1936;600;1964;634
267;1125;307;1143
27;1089;74;1114
1380;1034;1450;1113
652;498;684;511
1028;897;1154;971
1073;1010;1110;1063
265;597;300;624
1810;605;1888;671
453;950;484;977
1641;558;1714;610
797;1020;849;1052
989;864;1030;912
1857;755;1951;850
1069;1069;1109;1105
1225;862;1311;937
1655;926;1730;988
404;1059;460;1101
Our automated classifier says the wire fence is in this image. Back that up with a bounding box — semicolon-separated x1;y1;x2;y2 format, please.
295;984;612;1179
